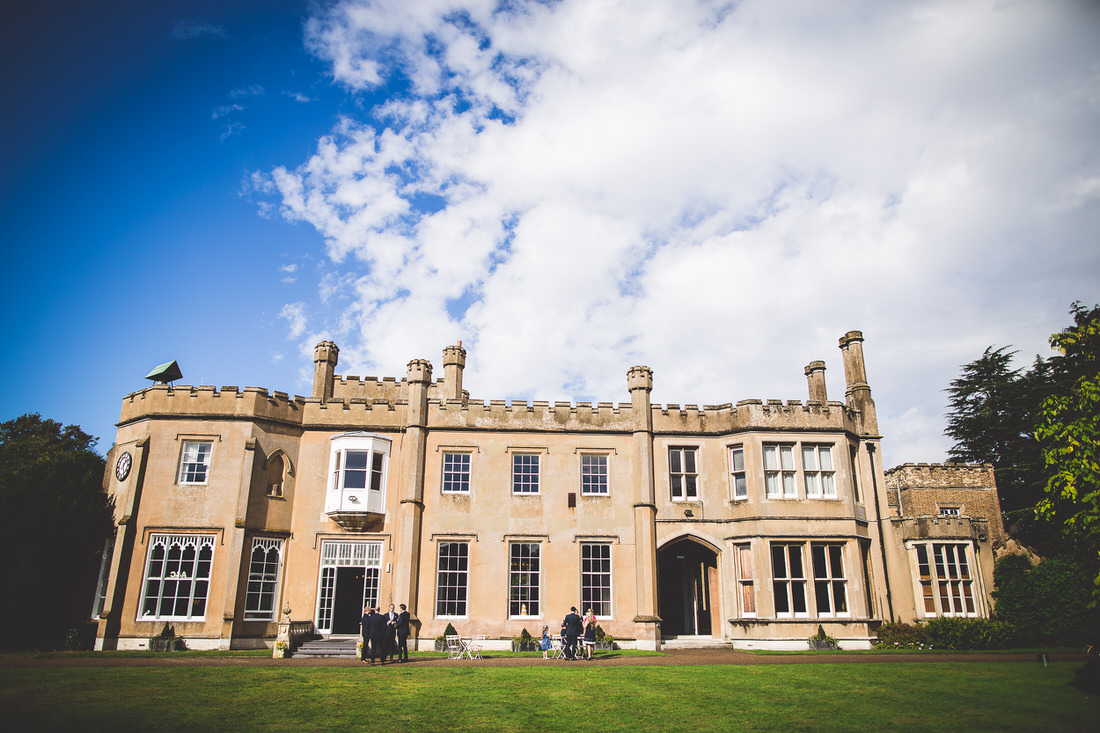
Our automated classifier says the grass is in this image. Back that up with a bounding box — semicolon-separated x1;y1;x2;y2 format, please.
1;658;1094;732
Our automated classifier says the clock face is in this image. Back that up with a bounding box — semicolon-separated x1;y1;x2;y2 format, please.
115;451;132;481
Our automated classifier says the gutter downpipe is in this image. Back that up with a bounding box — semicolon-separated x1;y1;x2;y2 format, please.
867;443;895;621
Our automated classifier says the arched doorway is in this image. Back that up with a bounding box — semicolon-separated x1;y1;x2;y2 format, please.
658;537;720;637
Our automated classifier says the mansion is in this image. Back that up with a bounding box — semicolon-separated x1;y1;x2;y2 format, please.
92;331;1004;651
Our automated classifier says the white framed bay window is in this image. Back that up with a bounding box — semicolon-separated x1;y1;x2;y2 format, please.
139;533;215;621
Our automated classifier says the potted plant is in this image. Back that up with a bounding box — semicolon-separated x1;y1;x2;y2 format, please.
148;623;187;652
807;625;839;651
435;622;459;652
511;627;537;652
595;625;617;650
274;640;289;658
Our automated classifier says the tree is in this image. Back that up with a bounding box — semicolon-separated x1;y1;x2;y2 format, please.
944;346;1059;552
1035;303;1100;597
0;414;114;649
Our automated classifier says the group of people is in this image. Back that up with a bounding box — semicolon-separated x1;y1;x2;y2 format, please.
360;603;410;665
542;606;599;661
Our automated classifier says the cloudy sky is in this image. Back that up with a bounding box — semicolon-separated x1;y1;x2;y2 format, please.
2;0;1098;466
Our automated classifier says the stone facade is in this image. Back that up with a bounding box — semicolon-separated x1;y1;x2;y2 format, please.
92;331;1005;652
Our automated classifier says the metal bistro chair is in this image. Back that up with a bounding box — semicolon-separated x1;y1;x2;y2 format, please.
550;636;567;659
445;635;464;660
462;635;485;660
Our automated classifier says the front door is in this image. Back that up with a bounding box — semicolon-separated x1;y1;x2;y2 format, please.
332;567;365;634
316;540;382;634
658;538;719;636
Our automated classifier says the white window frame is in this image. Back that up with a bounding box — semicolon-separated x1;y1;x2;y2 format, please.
668;446;699;501
803;445;837;499
244;538;284;621
436;541;470;618
913;542;979;618
770;542;808;618
580;453;610;496
442;451;472;494
938;506;961;517
730;446;748;501
763;444;797;499
508;542;541;618
326;433;391;514
177;441;213;485
811;543;849;617
581;543;613;618
512;453;541;494
139;533;215;621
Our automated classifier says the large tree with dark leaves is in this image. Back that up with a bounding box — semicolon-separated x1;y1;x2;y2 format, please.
944;346;1060;552
0;414;114;649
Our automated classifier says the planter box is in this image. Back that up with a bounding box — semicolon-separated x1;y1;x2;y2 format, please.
511;640;538;652
148;638;187;652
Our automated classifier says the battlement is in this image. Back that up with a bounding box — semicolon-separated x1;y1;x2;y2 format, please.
885;462;997;490
118;333;874;437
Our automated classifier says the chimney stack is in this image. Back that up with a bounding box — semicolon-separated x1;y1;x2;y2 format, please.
804;360;827;402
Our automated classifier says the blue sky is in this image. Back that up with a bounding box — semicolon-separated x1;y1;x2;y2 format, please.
2;0;1098;466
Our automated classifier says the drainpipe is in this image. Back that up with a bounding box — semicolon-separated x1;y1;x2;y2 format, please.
867;444;894;621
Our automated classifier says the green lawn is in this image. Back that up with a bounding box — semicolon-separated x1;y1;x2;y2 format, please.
1;661;1093;732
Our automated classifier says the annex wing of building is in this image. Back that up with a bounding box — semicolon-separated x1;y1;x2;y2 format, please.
93;331;1002;651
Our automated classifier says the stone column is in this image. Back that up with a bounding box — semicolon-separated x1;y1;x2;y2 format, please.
219;437;258;649
628;365;660;650
393;358;431;644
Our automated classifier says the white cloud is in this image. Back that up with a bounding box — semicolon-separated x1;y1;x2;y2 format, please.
211;104;244;119
280;302;309;339
263;0;1100;463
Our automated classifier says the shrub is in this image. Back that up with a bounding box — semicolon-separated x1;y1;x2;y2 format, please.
63;620;99;651
923;617;1017;650
874;622;931;649
443;622;459;638
994;555;1099;646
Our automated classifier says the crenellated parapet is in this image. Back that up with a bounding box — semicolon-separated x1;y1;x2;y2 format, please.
428;398;637;432
651;398;857;435
119;384;309;428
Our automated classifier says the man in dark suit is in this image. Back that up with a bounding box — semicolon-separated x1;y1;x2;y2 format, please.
563;606;583;660
394;603;411;662
360;606;373;664
365;606;389;665
385;603;399;662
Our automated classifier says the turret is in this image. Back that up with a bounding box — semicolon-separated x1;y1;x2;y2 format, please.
627;365;654;431
805;360;827;402
442;342;467;402
406;358;433;428
312;341;339;402
838;331;878;435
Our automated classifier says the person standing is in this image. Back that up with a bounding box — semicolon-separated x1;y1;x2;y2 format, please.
366;606;389;665
582;608;597;660
563;606;583;661
540;625;553;659
360;606;373;664
385;603;399;662
394;603;411;662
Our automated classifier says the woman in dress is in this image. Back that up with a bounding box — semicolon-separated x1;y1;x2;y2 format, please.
582;608;597;660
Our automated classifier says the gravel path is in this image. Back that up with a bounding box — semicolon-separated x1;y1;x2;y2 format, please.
1;648;1084;668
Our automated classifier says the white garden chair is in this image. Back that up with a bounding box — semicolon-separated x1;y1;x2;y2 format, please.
462;635;485;660
445;634;464;659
